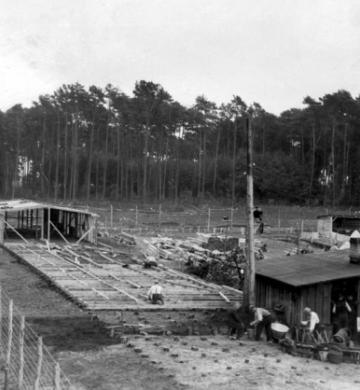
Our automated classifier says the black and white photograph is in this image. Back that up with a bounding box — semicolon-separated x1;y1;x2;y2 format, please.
1;1;360;389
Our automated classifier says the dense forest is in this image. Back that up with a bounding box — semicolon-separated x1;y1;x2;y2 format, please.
1;81;360;206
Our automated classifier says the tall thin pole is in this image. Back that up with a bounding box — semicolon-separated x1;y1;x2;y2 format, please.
245;116;255;307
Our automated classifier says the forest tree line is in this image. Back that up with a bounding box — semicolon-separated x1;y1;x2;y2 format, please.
1;81;360;206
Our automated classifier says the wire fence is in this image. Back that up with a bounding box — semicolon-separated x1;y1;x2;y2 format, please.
55;200;357;236
81;204;350;235
0;286;72;390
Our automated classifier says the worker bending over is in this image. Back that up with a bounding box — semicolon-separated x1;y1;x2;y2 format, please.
228;302;245;339
147;282;164;305
249;305;273;341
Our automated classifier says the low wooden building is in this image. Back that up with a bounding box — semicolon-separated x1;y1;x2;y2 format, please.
317;214;360;237
256;246;360;335
0;199;98;244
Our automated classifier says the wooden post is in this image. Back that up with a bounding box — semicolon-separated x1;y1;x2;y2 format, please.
357;280;360;333
0;285;2;349
18;315;25;389
34;337;43;390
110;204;113;229
6;299;13;367
0;212;4;245
278;208;281;229
49;221;70;245
135;206;139;227
53;362;61;390
245;116;255;307
47;207;51;244
207;208;211;232
40;208;44;240
158;204;162;229
230;208;234;230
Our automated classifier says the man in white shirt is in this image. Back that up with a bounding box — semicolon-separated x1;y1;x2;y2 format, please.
301;307;320;333
147;282;164;304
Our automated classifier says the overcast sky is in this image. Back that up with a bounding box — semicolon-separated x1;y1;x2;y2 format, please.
1;0;360;114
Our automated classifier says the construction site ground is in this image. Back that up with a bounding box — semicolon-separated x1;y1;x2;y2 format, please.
1;236;360;389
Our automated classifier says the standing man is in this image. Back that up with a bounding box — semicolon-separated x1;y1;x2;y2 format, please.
249;305;273;341
301;307;320;334
253;206;263;222
147;282;164;305
332;295;352;333
253;206;264;234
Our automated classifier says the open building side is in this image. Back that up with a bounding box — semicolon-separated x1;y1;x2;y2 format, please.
0;199;97;244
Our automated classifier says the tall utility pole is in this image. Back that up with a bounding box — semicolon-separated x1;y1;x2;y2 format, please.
245;115;255;307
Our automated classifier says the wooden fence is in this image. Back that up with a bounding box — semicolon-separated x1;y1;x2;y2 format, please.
0;286;72;390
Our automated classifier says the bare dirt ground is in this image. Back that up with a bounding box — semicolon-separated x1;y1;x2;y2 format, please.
123;335;360;390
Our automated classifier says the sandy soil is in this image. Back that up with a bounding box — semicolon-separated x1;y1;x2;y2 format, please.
124;335;360;390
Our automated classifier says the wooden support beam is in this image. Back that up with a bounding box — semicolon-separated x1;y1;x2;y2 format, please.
50;221;70;245
2;219;29;245
219;291;230;303
76;226;94;245
47;207;51;242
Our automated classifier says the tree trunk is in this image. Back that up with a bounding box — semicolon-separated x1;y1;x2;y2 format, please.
262;126;265;157
102;122;110;199
212;127;221;194
232;118;237;205
201;130;207;197
41;117;46;196
86;119;95;201
95;125;100;200
54;113;60;201
12;114;21;199
331;118;336;208
197;130;202;198
116;126;121;200
142;125;149;202
309;123;316;202
63;112;68;201
340;121;348;202
71;113;79;201
174;138;180;203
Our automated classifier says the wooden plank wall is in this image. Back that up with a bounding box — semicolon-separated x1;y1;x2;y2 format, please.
256;277;294;325
256;276;332;326
298;283;331;325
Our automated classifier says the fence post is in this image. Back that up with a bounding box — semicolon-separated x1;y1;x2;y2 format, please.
158;204;162;229
34;337;43;390
6;299;13;368
278;208;281;228
0;285;2;350
230;208;234;230
135;206;139;227
4;299;13;390
207;208;211;232
110;205;113;229
18;315;25;389
53;362;61;390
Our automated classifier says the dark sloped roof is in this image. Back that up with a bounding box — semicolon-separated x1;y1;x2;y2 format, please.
256;250;360;287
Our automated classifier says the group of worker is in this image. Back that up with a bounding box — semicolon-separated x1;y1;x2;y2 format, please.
228;302;323;342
